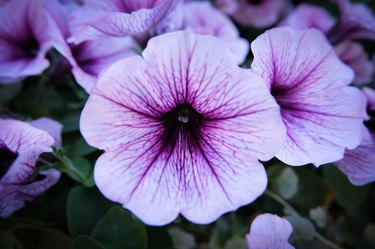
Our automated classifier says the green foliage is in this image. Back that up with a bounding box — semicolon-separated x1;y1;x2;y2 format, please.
91;206;148;249
72;235;105;249
66;186;113;237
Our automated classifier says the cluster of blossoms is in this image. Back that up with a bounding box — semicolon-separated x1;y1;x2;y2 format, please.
1;0;374;247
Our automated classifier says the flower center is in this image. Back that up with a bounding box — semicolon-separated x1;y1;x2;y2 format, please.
365;108;375;132
160;103;203;146
0;146;18;178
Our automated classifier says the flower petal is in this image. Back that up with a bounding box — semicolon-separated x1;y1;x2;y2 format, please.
246;214;294;249
251;27;366;166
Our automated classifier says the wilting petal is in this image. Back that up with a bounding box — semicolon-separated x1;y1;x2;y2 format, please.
335;41;374;85
232;0;288;28
279;3;335;33
246;214;294;249
69;0;179;44
179;2;248;64
0;169;60;217
0;118;58;217
0;0;51;82
335;128;375;186
328;0;375;43
81;31;285;225
251;27;366;166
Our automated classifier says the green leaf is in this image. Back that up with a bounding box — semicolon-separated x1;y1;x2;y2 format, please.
291;167;331;208
61;111;81;133
322;165;370;209
66;137;97;157
0;83;22;104
91;206;147;249
37;228;72;249
42;88;64;111
72;235;105;249
67;157;94;187
67;186;113;237
286;215;316;241
274;167;299;199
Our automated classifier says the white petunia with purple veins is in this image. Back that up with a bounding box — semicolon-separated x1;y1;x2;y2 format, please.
0;0;52;83
335;87;375;186
251;27;366;166
0;118;62;217
80;31;286;225
246;213;294;249
45;0;140;93
68;0;180;44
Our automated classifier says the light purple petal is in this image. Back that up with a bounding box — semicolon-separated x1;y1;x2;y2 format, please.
69;0;179;44
29;117;63;147
335;41;374;85
0;169;60;217
246;213;294;249
0;0;51;81
251;27;366;166
233;0;288;28
0;118;55;217
81;31;286;225
328;0;375;43
179;2;248;64
279;3;335;33
335;128;375;186
215;0;239;15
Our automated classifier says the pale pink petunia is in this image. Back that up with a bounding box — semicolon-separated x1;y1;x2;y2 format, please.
251;27;366;166
231;0;288;28
80;31;286;225
68;0;179;44
279;3;374;85
246;213;294;249
335;87;375;186
0;0;52;83
156;1;249;64
0;118;62;217
45;0;140;92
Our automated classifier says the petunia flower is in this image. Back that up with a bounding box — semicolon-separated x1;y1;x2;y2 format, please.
334;41;374;84
45;0;140;93
246;213;294;249
279;3;335;33
328;0;375;44
155;1;249;64
0;0;52;83
80;31;286;225
0;118;62;217
218;0;288;29
335;87;375;186
251;27;366;166
280;3;374;85
68;0;180;44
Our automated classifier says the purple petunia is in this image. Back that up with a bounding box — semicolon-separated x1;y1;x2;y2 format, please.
216;0;288;29
68;0;180;44
80;31;286;225
335;87;375;186
246;213;294;249
0;118;62;217
45;0;140;92
251;27;366;166
0;0;52;83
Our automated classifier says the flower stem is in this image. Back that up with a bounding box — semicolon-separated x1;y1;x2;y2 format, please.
264;190;345;249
